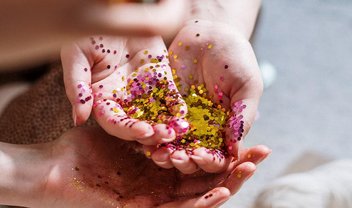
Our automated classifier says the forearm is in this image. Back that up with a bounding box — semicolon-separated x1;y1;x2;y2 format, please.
188;0;261;39
0;142;51;207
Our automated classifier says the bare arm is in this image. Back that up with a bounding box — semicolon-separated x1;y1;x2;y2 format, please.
0;142;50;207
0;0;187;70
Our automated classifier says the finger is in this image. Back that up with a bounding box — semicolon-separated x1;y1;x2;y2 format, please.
61;43;93;125
93;99;154;141
138;124;176;145
170;150;198;174
238;145;272;165
151;146;174;169
158;187;230;208
176;145;271;195
224;162;256;195
225;145;271;174
190;147;229;173
82;0;188;37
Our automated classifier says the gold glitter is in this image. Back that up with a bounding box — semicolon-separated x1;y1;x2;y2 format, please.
236;171;242;179
72;177;85;192
178;41;183;46
207;44;213;49
144;50;148;54
151;58;159;63
185;45;190;51
173;55;178;60
193;59;198;64
145;151;151;157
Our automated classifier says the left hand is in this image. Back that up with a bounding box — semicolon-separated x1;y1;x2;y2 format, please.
149;20;263;174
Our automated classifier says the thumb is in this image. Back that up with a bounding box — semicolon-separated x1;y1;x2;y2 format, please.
61;43;93;126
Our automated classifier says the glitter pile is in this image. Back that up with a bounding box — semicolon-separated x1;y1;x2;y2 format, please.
116;66;246;155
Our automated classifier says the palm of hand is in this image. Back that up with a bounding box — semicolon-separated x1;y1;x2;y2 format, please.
148;21;263;173
63;36;185;145
41;127;268;208
42;127;177;208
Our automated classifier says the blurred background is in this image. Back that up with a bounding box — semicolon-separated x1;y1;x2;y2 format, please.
224;0;352;207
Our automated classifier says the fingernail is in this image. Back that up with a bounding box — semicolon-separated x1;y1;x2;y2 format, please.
161;137;175;143
190;155;206;165
139;126;154;138
141;131;154;138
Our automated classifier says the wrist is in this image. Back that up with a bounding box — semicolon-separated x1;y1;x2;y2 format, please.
0;142;54;207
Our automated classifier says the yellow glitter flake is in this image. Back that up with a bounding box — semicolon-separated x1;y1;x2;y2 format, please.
144;50;148;54
121;76;125;81
151;58;159;63
207;44;213;49
236;171;242;179
145;151;151;157
169;50;173;55
178;41;183;46
173;55;178;60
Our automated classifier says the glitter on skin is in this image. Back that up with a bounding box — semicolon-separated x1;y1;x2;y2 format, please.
109;52;245;156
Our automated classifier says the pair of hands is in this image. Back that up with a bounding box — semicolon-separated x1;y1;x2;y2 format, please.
61;20;263;174
28;127;270;208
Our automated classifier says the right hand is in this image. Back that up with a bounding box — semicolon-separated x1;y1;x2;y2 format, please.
36;127;271;208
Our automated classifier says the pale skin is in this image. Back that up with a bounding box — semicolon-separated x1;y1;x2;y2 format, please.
139;0;263;173
63;0;263;174
62;35;188;145
0;0;187;69
0;0;266;206
0;127;271;207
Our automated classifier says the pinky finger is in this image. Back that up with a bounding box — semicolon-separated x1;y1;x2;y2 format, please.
224;162;256;195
